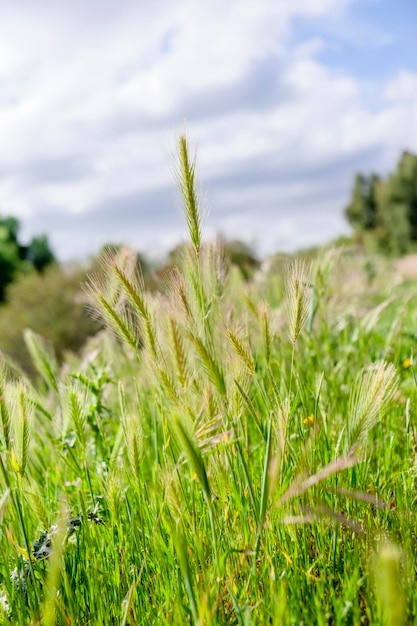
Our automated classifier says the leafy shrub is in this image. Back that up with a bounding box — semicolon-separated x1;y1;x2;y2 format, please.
0;264;100;377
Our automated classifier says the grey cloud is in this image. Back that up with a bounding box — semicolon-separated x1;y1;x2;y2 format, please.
85;185;181;227
22;183;185;258
24;185;178;231
20;155;92;184
20;142;384;261
174;55;293;121
88;110;172;139
71;54;293;142
203;144;384;229
0;154;92;186
208;144;383;191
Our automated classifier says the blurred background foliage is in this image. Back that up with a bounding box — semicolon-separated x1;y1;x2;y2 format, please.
0;264;100;377
345;150;417;255
0;215;55;301
0;237;261;377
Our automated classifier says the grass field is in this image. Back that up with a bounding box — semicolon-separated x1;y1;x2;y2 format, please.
0;137;416;624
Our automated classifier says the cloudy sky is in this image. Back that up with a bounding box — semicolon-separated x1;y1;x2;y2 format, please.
0;0;416;261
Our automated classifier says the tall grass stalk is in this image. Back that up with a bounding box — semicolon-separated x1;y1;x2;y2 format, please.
176;135;207;327
285;258;312;401
177;135;202;255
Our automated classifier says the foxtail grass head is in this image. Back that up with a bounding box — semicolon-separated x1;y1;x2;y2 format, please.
347;360;397;453
285;259;312;345
176;135;203;255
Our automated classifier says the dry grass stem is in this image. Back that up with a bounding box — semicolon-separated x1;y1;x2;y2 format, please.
277;455;359;505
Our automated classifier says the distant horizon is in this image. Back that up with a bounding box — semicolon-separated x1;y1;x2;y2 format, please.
17;143;413;265
16;167;354;264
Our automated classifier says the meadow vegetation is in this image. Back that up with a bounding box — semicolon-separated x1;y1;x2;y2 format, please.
0;137;416;624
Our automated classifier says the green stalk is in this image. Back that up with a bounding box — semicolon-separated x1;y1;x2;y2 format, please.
0;455;40;605
254;418;273;559
174;529;199;623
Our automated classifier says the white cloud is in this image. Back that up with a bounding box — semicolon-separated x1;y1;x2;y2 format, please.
0;0;416;259
384;70;417;102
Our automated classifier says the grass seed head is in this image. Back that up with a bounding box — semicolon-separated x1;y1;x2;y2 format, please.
285;259;312;345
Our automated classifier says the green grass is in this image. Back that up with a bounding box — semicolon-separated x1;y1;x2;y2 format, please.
0;137;417;624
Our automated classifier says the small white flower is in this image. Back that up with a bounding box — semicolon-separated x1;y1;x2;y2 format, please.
0;590;10;614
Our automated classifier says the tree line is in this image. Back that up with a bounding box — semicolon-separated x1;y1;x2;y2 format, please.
345;150;417;255
0;216;55;301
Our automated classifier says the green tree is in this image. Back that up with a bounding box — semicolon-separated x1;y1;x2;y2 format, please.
24;235;55;272
345;173;379;231
372;152;417;255
385;151;417;240
374;179;410;255
345;151;417;255
0;215;55;301
0;217;22;301
222;238;260;280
